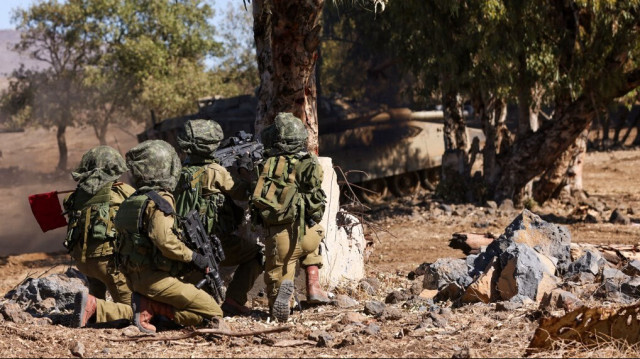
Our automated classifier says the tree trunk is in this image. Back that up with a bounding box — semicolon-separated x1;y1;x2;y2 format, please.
621;109;640;145
532;127;588;203
56;125;68;171
517;85;540;136
476;94;510;194
93;119;109;146
494;67;640;202
438;89;470;201
253;0;324;153
612;105;628;145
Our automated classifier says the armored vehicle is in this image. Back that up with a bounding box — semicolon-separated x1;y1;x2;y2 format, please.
138;95;484;204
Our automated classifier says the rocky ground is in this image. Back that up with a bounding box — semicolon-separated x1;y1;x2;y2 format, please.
1;127;640;357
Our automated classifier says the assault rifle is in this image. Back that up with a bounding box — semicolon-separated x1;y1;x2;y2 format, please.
179;209;226;302
214;130;264;171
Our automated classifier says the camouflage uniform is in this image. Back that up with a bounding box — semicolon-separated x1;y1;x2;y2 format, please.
251;113;329;322
115;140;222;333
67;146;134;327
175;120;263;315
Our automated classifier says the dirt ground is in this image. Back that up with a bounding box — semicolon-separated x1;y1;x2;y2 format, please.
1;126;640;357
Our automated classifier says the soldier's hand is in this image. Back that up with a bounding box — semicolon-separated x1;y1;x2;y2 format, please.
191;252;209;272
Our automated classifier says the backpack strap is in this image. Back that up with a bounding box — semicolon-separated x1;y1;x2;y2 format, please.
145;191;175;215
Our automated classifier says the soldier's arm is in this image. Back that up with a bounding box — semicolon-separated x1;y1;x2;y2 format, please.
203;163;249;201
146;196;193;263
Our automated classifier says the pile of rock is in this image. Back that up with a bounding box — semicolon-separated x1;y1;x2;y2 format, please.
414;209;640;308
1;268;88;324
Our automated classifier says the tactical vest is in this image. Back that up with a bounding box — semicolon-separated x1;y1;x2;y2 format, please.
115;192;185;276
175;164;243;236
64;182;124;262
251;155;302;226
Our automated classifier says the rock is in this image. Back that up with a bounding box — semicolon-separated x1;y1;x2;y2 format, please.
461;258;499;304
33;317;52;326
361;323;381;336
341;312;366;325
609;209;631;225
623;260;640;277
385;290;410;304
318;157;366;289
567;250;606;276
621;277;640;297
540;289;583;311
496;243;560;302
480;210;572;273
602;268;630;293
309;331;333;347
360;277;381;292
70;341;85;358
423;258;472;290
333;294;358;309
333;336;355;349
230;338;248;347
37;297;57;312
495;301;522;311
382;307;403;321
439;307;453;318
101;348;110;355
486;201;498;210
419;289;438;300
364;301;385;317
410;282;422;295
7;274;87;311
567;271;596;285
452;347;477;359
426;312;447;328
435;282;464;302
357;281;376;296
408;263;430;280
121;325;140;337
1;302;32;323
499;199;515;212
440;203;453;214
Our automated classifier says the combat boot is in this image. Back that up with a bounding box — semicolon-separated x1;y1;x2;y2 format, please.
221;297;251;317
305;265;331;304
72;291;97;328
132;292;175;333
271;279;294;322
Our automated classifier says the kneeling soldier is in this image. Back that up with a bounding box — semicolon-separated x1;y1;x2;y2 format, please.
251;113;331;322
174;119;263;316
115;140;223;333
67;146;135;327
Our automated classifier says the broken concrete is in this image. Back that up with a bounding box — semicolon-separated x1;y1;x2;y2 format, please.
423;258;472;290
318;157;366;289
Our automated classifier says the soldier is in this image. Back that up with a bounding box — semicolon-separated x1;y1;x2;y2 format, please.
174;119;263;316
66;146;135;327
251;113;331;322
114;140;223;333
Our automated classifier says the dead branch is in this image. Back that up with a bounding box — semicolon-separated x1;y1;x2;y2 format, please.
106;325;293;343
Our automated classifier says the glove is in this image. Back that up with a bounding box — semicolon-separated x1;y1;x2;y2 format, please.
235;153;253;172
191;252;209;273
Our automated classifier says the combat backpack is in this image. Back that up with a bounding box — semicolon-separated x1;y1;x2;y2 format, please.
63;182;127;261
251;155;302;226
175;164;243;236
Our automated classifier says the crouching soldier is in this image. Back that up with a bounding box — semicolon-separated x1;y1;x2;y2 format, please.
251;113;331;322
67;146;135;328
114;140;223;333
174;119;263;316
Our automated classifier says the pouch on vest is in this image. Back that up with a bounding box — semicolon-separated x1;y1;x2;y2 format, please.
251;155;299;225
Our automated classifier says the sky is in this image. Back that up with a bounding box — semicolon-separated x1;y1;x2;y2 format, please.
0;0;37;29
0;0;236;30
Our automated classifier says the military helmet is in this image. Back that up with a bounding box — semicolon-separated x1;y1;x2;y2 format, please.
125;140;181;191
274;112;308;143
71;146;127;195
176;119;224;157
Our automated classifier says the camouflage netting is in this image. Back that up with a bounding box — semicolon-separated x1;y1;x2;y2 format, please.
126;140;181;192
267;112;308;155
71;146;127;195
176;119;224;158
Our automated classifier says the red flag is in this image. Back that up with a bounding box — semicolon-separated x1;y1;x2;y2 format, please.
28;191;68;232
